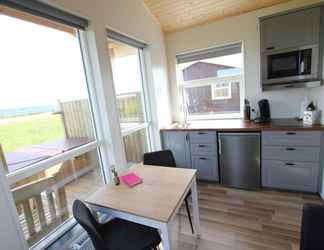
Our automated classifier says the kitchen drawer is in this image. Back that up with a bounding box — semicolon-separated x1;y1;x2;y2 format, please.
263;146;320;162
190;131;217;144
191;155;219;181
262;160;319;192
262;131;321;146
191;143;217;156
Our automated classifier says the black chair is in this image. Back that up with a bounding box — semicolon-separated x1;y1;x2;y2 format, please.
143;150;194;234
73;199;161;250
300;203;324;250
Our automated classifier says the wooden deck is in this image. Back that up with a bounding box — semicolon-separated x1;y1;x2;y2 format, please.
15;167;103;246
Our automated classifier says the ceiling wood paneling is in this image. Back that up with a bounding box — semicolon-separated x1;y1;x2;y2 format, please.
144;0;292;33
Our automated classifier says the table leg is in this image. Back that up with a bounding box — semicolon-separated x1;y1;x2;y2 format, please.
160;223;171;250
191;178;200;237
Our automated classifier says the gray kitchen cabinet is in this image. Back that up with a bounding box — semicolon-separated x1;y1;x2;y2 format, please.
262;160;319;192
260;7;320;52
161;131;191;169
190;131;219;182
161;130;219;181
192;155;218;181
262;131;321;192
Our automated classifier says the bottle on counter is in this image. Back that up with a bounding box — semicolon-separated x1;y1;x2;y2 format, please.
111;166;120;185
243;99;251;121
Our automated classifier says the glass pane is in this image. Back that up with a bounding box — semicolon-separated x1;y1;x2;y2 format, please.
10;150;103;247
184;81;240;116
123;129;149;164
0;10;95;173
178;50;243;119
108;40;146;132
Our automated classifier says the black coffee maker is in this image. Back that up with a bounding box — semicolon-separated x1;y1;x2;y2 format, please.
254;99;271;123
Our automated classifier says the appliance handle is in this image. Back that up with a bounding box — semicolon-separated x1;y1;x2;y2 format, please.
300;51;305;74
218;138;222;155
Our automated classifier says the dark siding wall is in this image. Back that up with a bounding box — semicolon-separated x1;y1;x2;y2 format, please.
182;62;233;81
185;82;240;115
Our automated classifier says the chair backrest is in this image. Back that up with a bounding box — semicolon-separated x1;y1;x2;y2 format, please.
300;203;324;250
73;200;106;250
143;150;176;168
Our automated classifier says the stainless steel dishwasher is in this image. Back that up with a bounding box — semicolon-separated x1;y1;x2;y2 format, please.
219;133;261;190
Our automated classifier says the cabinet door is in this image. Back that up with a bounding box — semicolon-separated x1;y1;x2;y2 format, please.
161;131;191;169
192;155;219;181
260;7;320;52
262;160;319;192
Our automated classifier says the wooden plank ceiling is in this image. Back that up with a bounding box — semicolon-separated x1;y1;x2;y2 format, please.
144;0;292;33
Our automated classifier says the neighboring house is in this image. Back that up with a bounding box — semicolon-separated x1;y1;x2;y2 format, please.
181;62;242;116
182;61;235;81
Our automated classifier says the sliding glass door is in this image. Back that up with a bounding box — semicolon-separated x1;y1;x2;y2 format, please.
108;38;152;165
0;6;106;248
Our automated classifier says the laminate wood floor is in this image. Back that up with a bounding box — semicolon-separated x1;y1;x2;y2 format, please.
170;183;324;250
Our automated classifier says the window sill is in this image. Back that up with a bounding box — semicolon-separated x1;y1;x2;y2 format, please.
187;113;242;121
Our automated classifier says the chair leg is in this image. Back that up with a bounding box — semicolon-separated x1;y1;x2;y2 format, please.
185;197;194;234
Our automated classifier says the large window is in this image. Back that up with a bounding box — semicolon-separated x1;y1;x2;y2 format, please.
177;43;244;121
108;37;151;165
0;6;105;248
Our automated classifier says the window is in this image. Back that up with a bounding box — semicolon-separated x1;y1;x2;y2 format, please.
211;82;232;100
177;43;244;121
0;6;105;248
107;36;151;165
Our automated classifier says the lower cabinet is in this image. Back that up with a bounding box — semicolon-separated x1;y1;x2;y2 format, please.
262;160;319;192
190;131;219;182
262;131;321;193
161;131;191;169
161;130;219;181
192;155;219;181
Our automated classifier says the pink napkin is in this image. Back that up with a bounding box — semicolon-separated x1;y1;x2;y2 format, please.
120;172;143;187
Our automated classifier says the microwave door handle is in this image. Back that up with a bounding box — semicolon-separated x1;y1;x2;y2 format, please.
299;52;305;74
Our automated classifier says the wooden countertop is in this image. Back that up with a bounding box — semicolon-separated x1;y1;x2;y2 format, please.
160;119;324;132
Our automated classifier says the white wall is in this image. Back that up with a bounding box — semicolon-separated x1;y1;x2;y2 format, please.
166;0;324;122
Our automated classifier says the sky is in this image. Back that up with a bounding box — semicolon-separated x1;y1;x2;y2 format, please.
0;13;89;110
177;53;244;71
111;54;142;95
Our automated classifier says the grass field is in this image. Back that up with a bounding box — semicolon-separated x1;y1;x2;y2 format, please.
0;113;65;153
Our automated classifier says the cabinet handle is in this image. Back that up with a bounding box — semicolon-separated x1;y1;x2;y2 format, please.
198;132;207;135
266;46;275;50
285;163;296;166
199;157;207;160
218;138;222;155
185;134;189;143
286;132;296;135
286;147;296;151
198;145;206;148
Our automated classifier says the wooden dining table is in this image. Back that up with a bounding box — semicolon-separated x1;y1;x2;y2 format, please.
85;164;200;250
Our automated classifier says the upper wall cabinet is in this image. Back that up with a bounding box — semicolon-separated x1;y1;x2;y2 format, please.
260;7;321;52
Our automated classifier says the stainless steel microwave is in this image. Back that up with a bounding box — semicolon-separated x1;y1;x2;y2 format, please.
261;45;321;90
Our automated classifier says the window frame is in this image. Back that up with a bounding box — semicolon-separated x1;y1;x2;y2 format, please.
108;38;153;164
176;42;245;122
211;82;232;100
0;18;112;249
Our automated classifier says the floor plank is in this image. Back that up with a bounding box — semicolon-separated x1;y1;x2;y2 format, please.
170;183;324;250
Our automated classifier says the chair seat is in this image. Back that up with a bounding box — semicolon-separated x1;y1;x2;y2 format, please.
100;218;161;250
